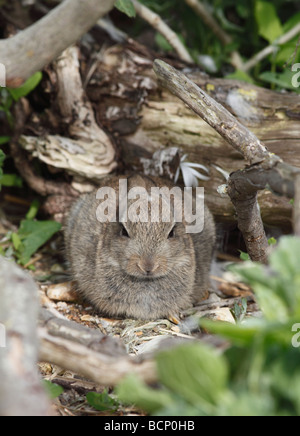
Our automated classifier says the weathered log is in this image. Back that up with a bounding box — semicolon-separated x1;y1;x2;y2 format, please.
19;41;300;226
89;43;300;227
20;46;117;180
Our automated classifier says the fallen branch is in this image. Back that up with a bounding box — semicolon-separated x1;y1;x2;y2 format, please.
153;59;300;261
38;307;158;386
153;59;270;166
0;0;116;86
39;327;157;387
0;258;51;416
39;308;127;358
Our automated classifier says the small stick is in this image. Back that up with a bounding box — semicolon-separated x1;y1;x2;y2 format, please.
243;22;300;72
132;0;193;64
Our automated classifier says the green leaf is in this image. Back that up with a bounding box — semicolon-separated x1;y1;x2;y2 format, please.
259;70;300;92
231;298;247;322
268;237;277;246
239;250;250;261
200;317;295;348
26;199;40;220
230;261;290;322
17;219;61;265
8;72;43;102
269;236;300;280
0;150;5;189
156;343;228;413
225;70;255;84
11;232;22;251
282;11;300;33
116;374;176;414
155;33;173;52
0;149;5;167
115;0;136;18
0;136;10;145
43;380;64;399
255;1;283;44
1;174;23;188
269;348;300;415
86;390;119;412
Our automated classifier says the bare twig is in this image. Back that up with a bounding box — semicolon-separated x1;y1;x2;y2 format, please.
242;22;300;72
184;0;243;69
0;0;116;86
132;0;193;64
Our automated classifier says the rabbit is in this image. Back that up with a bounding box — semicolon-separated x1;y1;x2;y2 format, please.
64;174;216;320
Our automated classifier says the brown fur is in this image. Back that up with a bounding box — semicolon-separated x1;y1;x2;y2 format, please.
64;174;216;320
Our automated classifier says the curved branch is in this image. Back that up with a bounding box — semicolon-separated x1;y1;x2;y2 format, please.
0;0;116;86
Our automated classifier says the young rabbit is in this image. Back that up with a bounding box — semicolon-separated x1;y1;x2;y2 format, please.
64;174;215;320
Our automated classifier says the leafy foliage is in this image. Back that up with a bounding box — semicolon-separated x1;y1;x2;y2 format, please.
43;380;64;400
8;72;43;102
116;0;300;93
86;390;120;412
0;201;61;267
115;0;136;18
117;236;300;416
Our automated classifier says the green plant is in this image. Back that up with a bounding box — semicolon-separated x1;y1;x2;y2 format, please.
116;236;300;416
0;149;23;190
86;390;120;412
115;0;136;17
1;200;61;267
0;72;43;126
43;380;64;400
115;0;300;93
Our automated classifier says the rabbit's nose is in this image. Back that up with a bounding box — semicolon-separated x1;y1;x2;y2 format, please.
137;258;159;275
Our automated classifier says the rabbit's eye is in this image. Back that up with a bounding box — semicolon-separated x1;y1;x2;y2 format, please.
168;226;176;239
120;224;130;238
